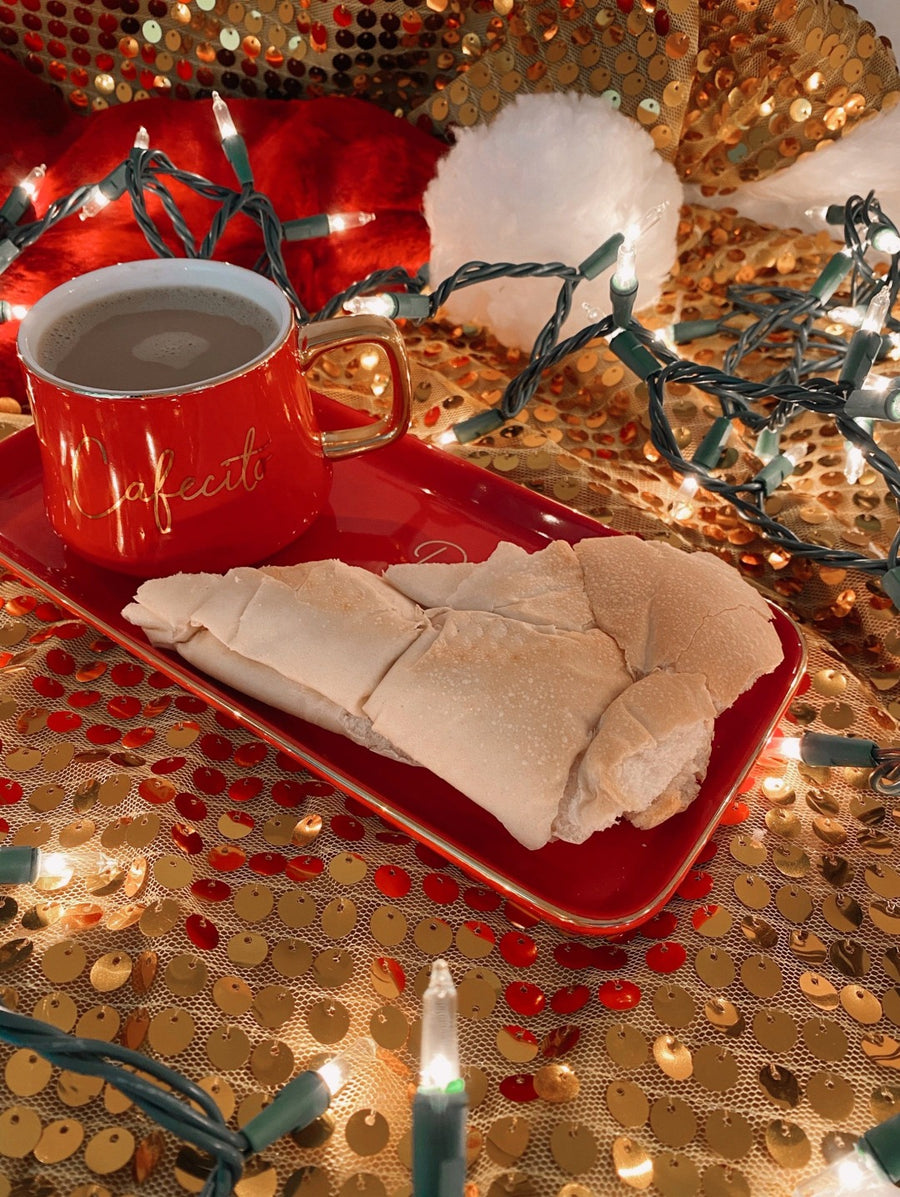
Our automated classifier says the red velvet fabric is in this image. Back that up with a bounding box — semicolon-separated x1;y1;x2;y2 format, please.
0;59;444;403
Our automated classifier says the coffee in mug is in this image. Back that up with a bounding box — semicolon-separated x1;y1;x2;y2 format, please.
18;258;412;576
39;286;281;393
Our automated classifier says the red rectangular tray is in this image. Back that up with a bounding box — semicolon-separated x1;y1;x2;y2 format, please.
0;400;806;934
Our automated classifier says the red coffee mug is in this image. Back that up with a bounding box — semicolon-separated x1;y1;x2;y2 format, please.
17;258;412;576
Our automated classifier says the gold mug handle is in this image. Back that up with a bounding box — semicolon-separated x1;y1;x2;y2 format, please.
297;314;412;460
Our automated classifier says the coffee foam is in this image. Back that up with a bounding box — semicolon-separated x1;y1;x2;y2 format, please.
36;285;281;377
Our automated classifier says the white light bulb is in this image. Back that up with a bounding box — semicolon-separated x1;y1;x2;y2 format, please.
862;288;891;334
844;443;866;484
327;211;375;233
669;473;699;521
767;735;803;762
612;242;638;292
828;305;864;328
783;442;809;467
211;91;238;140
344;294;394;318
20;164;45;202
79;185;111;221
133;126;150;150
420;959;460;1091
316;1037;375;1096
629;199;670;243
871;225;900;255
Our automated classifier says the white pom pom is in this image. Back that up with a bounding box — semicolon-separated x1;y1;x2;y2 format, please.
424;93;683;351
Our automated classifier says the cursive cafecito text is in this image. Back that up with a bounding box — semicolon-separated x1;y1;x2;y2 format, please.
70;428;270;533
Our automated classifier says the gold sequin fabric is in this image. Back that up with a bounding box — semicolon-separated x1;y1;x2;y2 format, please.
2;0;898;190
0;549;899;1196
4;3;900;1195
679;0;900;191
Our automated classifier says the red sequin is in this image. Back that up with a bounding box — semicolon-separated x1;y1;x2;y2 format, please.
550;985;590;1014
32;676;64;698
229;777;263;803
718;799;749;825
645;941;687;974
641;911;678;939
185;913;219;950
285;855;324;883
208;843;246;871
35;602;67;622
150;756;186;774
499;931;538;967
505;982;546;1017
422;873;459;905
248;851;285;876
193;767;226;795
271;779;308;808
45;648;75;674
591;944;628;971
331;814;365;841
598;979;641;1010
373;865;411;899
111;663;145;687
122;727;154;750
0;779;23;805
499;1074;537;1103
191;878;231;902
139;778;175;805
107;695;141;720
47;711;81;733
172;823;204;855
464;886;501;913
233;742;267;768
542;1025;581;1057
85;724;120;746
53;620;86;638
175;793;207;822
677;870;714;900
200;733;232;762
554;942;593;970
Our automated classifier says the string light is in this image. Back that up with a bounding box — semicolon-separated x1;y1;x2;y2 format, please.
344;292;432;319
0;999;376;1197
767;731;900;795
6;132;900;608
0;300;28;322
283;211;375;241
413;959;467;1197
80;129;147;220
669;472;699;520
0;163;45;226
793;1106;900;1195
0;844;115;886
211;91;253;187
754;427;781;464
241;1037;376;1153
869;222;900;255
